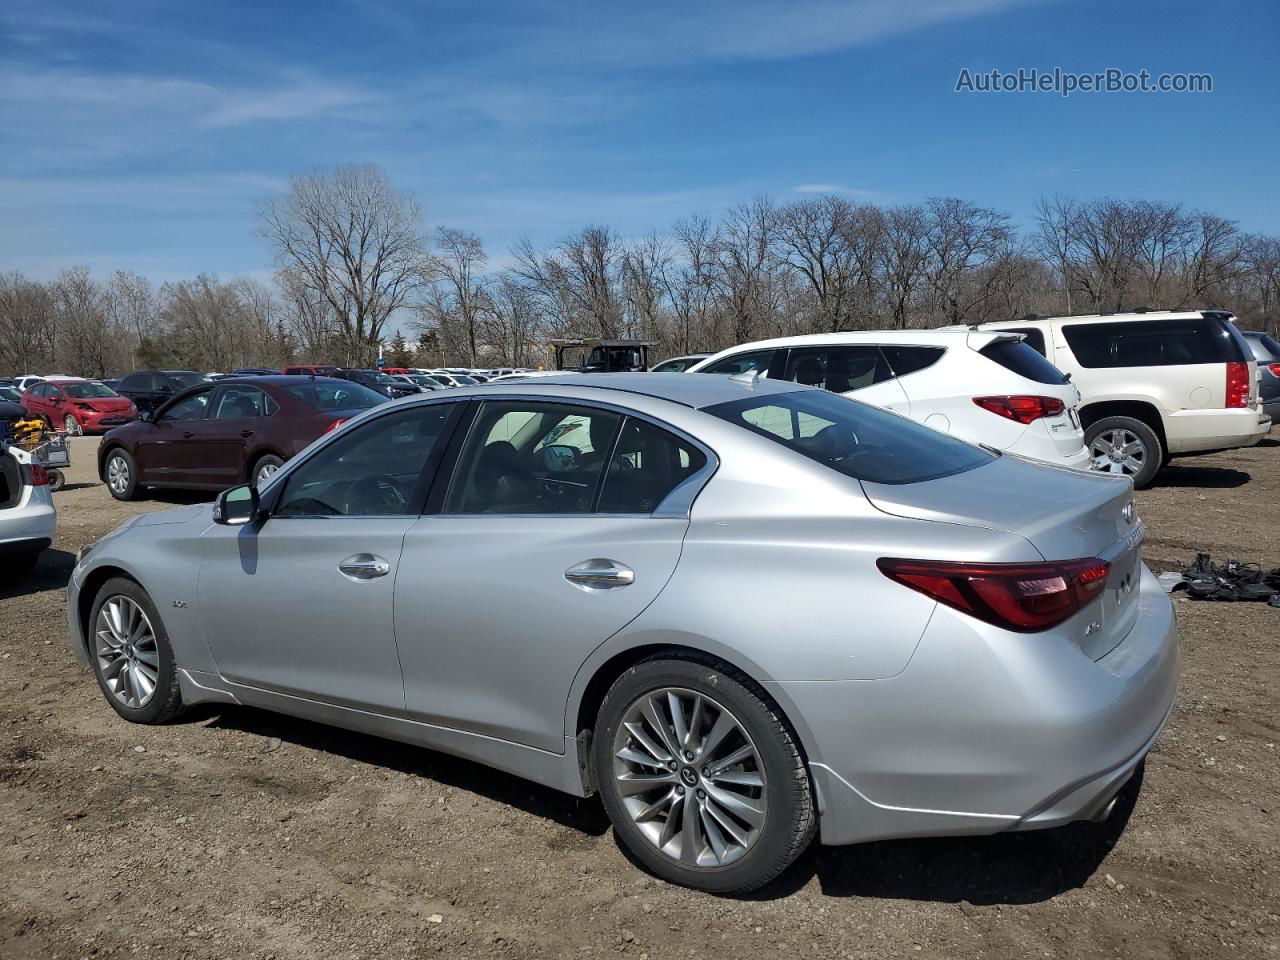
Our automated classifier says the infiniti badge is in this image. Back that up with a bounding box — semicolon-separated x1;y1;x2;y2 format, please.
1121;500;1136;524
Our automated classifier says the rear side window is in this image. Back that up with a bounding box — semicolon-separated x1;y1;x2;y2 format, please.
783;346;892;392
979;339;1068;385
881;345;945;377
598;418;707;514
706;390;994;485
1062;318;1245;368
700;351;775;376
120;373;154;392
997;327;1047;356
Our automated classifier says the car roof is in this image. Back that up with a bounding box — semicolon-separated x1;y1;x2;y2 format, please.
218;375;348;386
476;372;808;409
974;310;1215;327
704;328;988;351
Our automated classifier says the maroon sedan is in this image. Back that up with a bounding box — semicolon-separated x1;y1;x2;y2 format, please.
98;376;387;500
22;378;138;435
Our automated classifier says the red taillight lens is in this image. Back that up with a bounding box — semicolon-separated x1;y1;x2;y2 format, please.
29;464;50;486
972;395;1066;424
1225;361;1250;408
323;418;348;434
1267;363;1280;377
877;557;1111;632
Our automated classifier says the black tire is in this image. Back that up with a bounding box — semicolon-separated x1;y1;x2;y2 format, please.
47;469;65;493
250;453;285;488
103;447;141;501
87;577;184;724
1085;415;1163;489
593;655;815;894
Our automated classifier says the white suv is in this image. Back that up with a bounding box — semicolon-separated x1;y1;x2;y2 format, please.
971;310;1271;487
687;329;1090;470
1;441;57;574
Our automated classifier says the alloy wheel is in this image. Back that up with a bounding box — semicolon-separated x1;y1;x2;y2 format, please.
94;596;160;709
64;415;83;436
611;687;766;868
1089;428;1146;476
106;455;130;496
255;460;281;485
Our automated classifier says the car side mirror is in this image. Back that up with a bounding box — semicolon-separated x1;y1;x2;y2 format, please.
540;444;580;473
139;410;152;422
213;483;262;525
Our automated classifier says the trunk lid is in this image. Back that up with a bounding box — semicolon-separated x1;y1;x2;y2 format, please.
862;455;1143;659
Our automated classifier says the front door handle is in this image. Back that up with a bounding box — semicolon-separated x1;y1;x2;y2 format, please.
565;559;635;589
182;431;195;439
338;553;391;580
240;429;255;438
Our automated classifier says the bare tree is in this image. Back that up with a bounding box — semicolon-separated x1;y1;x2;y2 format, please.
258;164;431;366
660;215;718;354
775;196;863;332
878;205;931;328
712;197;777;345
0;273;55;374
922;198;1015;325
54;267;122;378
621;234;669;342
160;275;247;373
430;227;488;365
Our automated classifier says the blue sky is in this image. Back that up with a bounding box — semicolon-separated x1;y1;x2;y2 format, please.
2;0;1277;282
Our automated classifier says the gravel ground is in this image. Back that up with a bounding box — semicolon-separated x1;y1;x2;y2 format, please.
2;433;1278;960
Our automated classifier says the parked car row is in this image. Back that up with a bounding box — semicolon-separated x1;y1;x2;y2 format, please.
677;310;1273;488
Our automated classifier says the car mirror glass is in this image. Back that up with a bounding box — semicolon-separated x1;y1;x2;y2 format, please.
213;483;261;526
540;444;579;473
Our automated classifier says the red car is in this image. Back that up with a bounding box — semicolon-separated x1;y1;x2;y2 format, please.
97;375;388;500
22;378;138;435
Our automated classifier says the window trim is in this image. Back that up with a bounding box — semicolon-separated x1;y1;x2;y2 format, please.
154;386;214;423
431;395;719;520
208;383;274;421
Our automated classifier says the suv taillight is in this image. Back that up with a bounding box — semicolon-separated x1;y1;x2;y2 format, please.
877;557;1111;632
1267;363;1280;378
1225;361;1251;408
972;395;1066;424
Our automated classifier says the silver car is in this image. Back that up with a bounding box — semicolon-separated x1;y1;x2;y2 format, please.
67;373;1178;893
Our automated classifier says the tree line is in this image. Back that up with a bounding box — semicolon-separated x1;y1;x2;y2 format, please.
3;163;1278;378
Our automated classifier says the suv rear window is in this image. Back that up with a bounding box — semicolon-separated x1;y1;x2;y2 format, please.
705;390;994;485
978;339;1068;384
997;327;1047;355
1062;318;1246;368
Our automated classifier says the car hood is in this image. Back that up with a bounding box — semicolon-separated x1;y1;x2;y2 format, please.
132;504;210;528
77;397;134;412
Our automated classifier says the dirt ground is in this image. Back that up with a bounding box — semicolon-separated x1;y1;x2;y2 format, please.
2;433;1278;960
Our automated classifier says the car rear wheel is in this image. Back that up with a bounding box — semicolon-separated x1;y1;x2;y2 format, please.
1086;416;1163;489
104;448;141;501
252;454;285;487
88;577;184;724
593;656;815;894
63;414;83;436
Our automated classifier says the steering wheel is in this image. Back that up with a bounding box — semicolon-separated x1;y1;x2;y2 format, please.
342;474;408;515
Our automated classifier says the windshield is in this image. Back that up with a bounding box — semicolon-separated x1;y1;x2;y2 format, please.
372;373;400;385
706;389;995;485
285;381;386;412
0;386;21;403
63;382;119;399
452;375;477;385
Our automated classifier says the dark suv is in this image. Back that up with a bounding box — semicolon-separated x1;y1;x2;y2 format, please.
116;370;210;415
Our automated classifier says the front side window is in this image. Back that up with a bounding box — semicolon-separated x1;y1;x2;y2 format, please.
706;389;994;485
159;389;212;421
783;346;892;393
211;385;274;420
700;351;775;376
446;401;622;514
276;404;460;517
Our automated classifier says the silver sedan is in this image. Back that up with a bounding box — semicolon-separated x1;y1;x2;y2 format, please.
67;373;1178;893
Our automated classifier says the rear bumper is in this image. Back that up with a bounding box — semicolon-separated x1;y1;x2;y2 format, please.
1164;407;1271;453
1;487;57;553
774;563;1179;846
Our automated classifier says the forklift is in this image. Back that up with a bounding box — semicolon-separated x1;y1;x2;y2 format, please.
548;337;657;373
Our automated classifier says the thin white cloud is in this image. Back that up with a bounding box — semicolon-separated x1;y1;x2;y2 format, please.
793;183;886;200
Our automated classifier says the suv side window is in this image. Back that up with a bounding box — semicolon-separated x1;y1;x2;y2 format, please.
445;401;622;515
1063;318;1242;368
119;374;147;393
159;388;213;421
276;404;460;517
881;345;946;377
700;351;776;376
998;327;1047;356
598;418;708;514
783;345;891;393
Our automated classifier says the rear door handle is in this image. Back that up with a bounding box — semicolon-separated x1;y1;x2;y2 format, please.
338;553;391;580
240;429;255;438
565;559;634;589
182;431;195;439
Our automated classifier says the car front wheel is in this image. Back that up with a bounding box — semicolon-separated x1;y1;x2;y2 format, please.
64;414;83;436
1086;416;1163;489
593;656;815;894
88;577;184;724
252;454;285;487
104;448;141;501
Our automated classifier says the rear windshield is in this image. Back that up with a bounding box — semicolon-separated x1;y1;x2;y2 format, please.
1062;318;1246;368
979;338;1068;384
1248;333;1280;360
705;389;995;485
285;381;386;412
63;382;119;399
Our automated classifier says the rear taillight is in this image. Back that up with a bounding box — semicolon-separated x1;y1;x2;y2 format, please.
972;395;1066;424
323;418;348;434
1225;361;1250;408
877;557;1111;632
1267;363;1280;377
29;464;49;486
